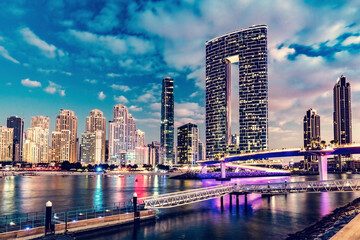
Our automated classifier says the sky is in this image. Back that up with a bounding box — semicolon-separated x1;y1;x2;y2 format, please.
1;0;360;149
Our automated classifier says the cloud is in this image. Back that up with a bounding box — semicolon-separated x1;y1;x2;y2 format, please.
68;29;154;55
0;46;20;64
98;91;106;100
84;79;97;84
342;35;360;46
137;93;156;102
149;102;161;110
20;27;64;58
21;78;41;88
111;84;130;92
129;105;143;112
38;68;72;75
44;81;65;96
107;73;121;78
114;95;128;103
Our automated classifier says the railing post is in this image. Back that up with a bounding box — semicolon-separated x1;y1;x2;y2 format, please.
45;201;54;236
133;193;140;223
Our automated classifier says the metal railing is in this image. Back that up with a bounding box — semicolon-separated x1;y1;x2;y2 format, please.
235;179;360;194
140;184;234;209
0;200;141;234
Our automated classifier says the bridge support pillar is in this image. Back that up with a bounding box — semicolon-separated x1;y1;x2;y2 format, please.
319;155;328;181
229;194;232;208
201;165;207;174
220;196;224;208
236;195;239;208
220;162;226;179
244;194;248;206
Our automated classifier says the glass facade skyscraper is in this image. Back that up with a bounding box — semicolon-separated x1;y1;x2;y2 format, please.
177;123;199;165
160;77;174;164
7;116;24;162
303;108;321;170
205;25;268;159
333;75;352;144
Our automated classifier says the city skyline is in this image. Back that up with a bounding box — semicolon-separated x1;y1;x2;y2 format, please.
1;1;360;149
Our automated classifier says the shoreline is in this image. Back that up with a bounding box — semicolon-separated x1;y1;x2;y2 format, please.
286;197;360;240
1;170;183;177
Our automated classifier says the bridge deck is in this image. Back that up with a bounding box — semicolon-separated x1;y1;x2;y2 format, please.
140;179;360;209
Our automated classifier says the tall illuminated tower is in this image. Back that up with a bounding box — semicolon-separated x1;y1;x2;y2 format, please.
333;75;352;167
205;25;268;159
177;123;199;165
7;116;24;162
85;109;106;163
160;76;174;164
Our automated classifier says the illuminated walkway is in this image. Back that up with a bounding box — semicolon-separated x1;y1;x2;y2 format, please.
140;179;360;209
198;144;360;180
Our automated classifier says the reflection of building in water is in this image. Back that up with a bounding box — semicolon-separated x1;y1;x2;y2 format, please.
94;175;103;208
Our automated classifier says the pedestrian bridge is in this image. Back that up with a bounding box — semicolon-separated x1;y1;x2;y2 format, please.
198;144;360;181
139;179;360;209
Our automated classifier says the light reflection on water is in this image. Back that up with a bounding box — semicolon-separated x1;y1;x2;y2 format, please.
1;174;360;239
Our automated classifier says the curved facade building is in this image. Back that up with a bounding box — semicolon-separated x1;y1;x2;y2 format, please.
205;25;268;159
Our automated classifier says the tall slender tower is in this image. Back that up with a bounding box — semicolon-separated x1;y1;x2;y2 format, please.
303;109;320;170
86;109;106;163
55;109;78;163
333;75;352;167
205;25;268;159
7;116;24;162
160;77;174;165
333;75;352;144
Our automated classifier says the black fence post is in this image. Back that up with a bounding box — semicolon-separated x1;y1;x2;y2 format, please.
45;201;55;236
133;193;140;223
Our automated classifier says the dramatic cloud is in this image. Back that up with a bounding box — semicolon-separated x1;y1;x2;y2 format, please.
21;78;41;88
38;68;72;76
98;91;106;100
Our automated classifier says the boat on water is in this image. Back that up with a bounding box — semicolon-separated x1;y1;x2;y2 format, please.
118;175;125;177
346;171;352;174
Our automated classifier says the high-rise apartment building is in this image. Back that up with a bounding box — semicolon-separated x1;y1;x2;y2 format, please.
109;104;137;165
23;116;50;163
55;109;78;163
135;129;147;166
334;75;352;144
7;116;24;162
303;108;321;170
85;109;106;163
51;130;71;162
177;123;199;165
334;75;352;167
148;141;162;166
80;132;96;164
205;25;268;159
160;77;174;165
0;126;13;161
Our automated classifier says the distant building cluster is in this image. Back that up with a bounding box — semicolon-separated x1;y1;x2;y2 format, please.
302;75;353;170
0;77;205;167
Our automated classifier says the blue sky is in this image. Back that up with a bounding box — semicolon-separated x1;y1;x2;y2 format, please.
1;0;360;148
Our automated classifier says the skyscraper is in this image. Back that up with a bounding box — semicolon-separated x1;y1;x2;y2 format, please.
109;104;137;165
24;116;50;163
334;75;352;144
85;109;106;163
0;126;13;161
205;25;268;159
333;75;352;167
51;130;71;162
303;108;321;170
7;116;24;162
80;132;96;164
177;123;199;165
160;76;174;165
55;109;78;163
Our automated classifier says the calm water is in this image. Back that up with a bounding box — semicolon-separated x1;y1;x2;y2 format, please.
1;173;360;239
